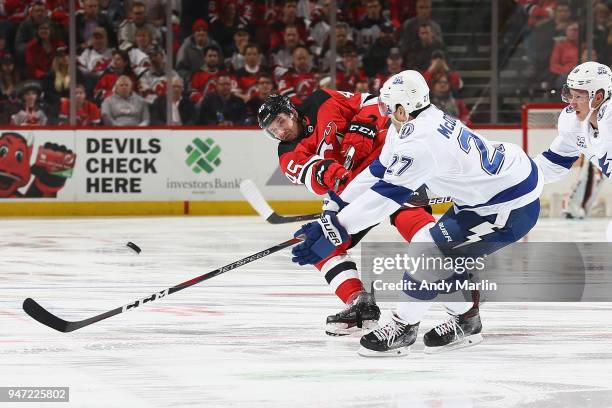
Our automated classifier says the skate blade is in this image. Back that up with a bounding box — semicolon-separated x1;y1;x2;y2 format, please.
325;320;379;337
424;333;483;354
358;345;410;357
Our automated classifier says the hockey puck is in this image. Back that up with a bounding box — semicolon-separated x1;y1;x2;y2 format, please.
126;241;141;254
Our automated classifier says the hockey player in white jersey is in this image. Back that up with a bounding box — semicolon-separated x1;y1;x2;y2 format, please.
534;62;612;207
290;70;543;356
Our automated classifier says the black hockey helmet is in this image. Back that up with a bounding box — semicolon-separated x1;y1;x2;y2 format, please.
257;94;296;139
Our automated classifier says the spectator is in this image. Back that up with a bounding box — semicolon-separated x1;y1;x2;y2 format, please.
118;1;161;46
197;74;247;125
190;46;227;103
76;0;117;51
210;2;247;57
98;0;126;29
15;1;55;62
142;0;166;28
139;45;178;104
25;21;66;80
354;0;386;50
58;84;101;125
101;75;149;125
41;47;87;123
430;74;469;124
399;0;443;54
11;81;48;126
336;45;367;92
234;44;269;101
176;19;221;83
405;21;446;71
245;73;274;124
362;22;397;77
319;23;355;72
270;24;302;69
516;0;556;28
94;49;135;101
422;50;462;94
150;76;196;125
275;45;319;104
388;0;417;26
372;47;403;93
549;21;579;89
525;0;572;72
121;27;151;77
269;0;308;51
178;0;210;42
226;25;252;71
354;79;370;93
78;26;113;82
208;0;254;26
309;0;333;54
594;3;610;57
0;54;21;124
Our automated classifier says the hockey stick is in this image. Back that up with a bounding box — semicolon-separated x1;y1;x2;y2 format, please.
240;179;321;224
23;236;303;333
242;178;453;224
241;147;356;224
334;145;355;191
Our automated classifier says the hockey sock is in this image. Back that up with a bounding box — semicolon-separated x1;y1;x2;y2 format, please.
316;253;363;304
396;301;432;325
444;301;473;315
391;207;436;242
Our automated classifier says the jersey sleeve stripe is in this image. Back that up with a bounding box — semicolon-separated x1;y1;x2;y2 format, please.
542;149;579;169
455;159;539;210
299;155;323;184
371;180;414;205
368;158;386;178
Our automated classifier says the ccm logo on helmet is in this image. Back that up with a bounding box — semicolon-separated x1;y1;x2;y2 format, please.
348;123;376;139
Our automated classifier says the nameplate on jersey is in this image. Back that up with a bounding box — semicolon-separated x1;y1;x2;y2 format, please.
436;114;457;139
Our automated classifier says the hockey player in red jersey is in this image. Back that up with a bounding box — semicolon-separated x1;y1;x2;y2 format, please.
258;90;435;335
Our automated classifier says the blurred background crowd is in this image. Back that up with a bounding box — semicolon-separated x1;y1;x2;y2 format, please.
0;0;609;127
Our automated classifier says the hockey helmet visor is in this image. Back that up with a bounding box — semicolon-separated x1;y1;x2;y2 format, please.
377;96;394;117
257;94;296;140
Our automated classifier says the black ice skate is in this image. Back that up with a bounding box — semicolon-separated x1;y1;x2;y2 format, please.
358;313;419;357
423;308;483;354
325;291;380;336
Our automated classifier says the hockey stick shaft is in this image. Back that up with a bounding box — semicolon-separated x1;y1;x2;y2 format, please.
23;236;303;333
240;179;321;224
334;145;355;191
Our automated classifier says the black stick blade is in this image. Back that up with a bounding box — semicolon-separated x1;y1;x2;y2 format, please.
23;298;72;333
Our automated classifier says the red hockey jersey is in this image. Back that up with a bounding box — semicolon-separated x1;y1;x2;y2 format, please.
277;89;388;195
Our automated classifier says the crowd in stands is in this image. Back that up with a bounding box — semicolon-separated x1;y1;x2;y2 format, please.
518;0;611;95
0;0;610;127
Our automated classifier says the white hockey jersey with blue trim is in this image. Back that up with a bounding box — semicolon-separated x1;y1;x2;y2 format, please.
338;105;542;234
534;99;612;183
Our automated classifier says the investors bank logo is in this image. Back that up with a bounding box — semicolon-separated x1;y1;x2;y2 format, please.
185;138;221;174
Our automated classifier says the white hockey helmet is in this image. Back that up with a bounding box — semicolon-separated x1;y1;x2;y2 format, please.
562;61;612;106
378;70;430;117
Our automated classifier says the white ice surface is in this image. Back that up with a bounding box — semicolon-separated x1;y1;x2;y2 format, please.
1;216;612;408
